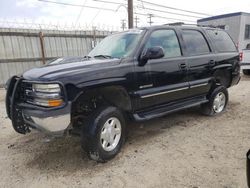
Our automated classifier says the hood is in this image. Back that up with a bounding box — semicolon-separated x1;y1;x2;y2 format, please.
23;58;121;81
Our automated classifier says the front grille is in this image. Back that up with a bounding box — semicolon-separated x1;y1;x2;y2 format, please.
19;81;33;103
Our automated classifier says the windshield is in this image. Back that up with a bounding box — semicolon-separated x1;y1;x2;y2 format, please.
88;30;144;59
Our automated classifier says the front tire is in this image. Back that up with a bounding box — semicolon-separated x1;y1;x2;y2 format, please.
243;70;250;75
81;106;126;162
201;86;228;116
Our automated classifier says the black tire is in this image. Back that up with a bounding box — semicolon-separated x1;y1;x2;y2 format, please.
201;86;228;116
81;106;126;162
243;70;250;75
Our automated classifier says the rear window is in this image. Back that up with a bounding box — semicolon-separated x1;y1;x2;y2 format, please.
207;30;237;52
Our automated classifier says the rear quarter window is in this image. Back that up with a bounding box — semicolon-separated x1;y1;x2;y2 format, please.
182;30;210;56
207;30;237;52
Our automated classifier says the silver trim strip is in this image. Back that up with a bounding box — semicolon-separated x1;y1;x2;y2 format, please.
141;87;189;99
139;84;153;89
190;83;208;89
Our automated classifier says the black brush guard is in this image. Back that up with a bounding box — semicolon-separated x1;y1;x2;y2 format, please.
5;76;30;134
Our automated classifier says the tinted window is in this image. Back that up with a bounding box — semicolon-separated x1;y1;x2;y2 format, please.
207;30;237;52
182;30;210;56
145;30;181;58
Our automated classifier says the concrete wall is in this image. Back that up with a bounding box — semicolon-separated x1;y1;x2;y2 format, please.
0;28;111;87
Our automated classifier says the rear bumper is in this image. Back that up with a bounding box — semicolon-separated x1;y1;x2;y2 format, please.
241;62;250;70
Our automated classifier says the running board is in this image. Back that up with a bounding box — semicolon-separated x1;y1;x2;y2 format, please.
133;96;208;121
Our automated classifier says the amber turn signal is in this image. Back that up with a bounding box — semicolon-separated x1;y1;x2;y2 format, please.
48;99;63;107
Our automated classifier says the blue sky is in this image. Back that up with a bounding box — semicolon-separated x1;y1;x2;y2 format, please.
0;0;250;28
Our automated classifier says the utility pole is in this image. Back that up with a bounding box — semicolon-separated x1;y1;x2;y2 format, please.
127;0;133;28
121;19;127;31
134;16;139;28
148;14;153;26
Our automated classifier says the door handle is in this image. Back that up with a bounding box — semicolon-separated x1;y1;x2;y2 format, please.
209;60;216;66
179;63;187;71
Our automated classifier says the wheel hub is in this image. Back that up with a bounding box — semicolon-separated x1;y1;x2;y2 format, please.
100;117;121;152
213;92;226;113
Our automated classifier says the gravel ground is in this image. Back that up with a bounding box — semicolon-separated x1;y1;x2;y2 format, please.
0;76;250;188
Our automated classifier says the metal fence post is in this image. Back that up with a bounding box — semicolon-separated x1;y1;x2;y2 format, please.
39;32;46;64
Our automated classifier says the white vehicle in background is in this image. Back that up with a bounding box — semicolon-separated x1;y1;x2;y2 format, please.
241;43;250;75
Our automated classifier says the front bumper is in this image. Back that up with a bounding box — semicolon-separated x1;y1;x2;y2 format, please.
22;102;72;136
6;76;72;136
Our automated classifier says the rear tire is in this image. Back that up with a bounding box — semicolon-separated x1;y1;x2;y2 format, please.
201;86;228;116
243;70;250;75
81;106;126;162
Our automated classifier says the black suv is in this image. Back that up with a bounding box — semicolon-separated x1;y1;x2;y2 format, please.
6;25;240;162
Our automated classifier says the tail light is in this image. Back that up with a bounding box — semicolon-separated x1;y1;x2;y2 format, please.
240;52;243;62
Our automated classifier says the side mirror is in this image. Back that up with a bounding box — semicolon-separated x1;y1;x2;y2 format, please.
139;46;164;66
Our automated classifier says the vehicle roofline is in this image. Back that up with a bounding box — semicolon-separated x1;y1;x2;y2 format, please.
122;24;224;32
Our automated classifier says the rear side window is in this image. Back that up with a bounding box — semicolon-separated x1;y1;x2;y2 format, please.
207;30;237;52
182;30;210;56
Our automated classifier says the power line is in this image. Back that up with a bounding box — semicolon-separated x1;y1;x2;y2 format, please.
75;0;88;25
93;0;125;6
137;5;203;19
38;0;197;27
38;0;116;12
135;12;196;23
91;9;102;23
93;0;204;19
138;0;211;16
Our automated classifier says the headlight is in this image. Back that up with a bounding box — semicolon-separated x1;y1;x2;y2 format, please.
33;84;61;93
26;83;64;107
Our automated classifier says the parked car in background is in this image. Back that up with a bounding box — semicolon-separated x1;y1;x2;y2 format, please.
5;25;240;162
241;43;250;75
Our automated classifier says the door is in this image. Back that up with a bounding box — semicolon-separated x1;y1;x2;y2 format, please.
181;29;215;97
133;29;189;110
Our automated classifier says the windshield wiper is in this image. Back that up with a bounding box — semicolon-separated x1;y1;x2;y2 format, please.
83;55;92;60
93;55;113;59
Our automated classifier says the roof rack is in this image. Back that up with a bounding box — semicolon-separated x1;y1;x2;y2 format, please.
166;22;185;26
165;22;197;26
164;22;224;29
